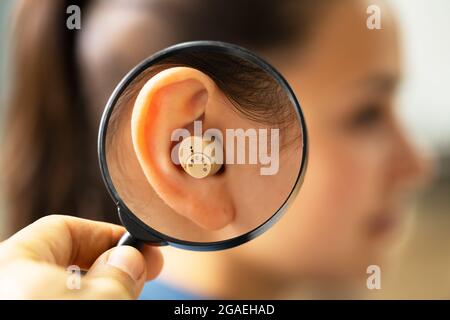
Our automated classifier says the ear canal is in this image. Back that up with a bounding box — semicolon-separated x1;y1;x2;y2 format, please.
178;136;222;179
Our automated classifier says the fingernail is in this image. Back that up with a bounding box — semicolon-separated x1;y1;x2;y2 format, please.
107;246;145;281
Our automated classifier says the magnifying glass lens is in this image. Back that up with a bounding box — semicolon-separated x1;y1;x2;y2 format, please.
99;42;307;250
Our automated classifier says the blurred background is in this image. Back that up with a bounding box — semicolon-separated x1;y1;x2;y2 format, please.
0;0;449;299
368;0;450;299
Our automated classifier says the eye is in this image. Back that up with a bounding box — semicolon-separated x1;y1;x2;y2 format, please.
348;103;384;130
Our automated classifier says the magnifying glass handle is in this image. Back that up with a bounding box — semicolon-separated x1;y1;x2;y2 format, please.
117;232;143;249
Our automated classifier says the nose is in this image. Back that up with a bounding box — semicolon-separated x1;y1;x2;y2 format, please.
390;122;435;189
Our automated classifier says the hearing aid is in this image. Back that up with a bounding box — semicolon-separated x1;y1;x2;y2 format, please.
178;136;222;179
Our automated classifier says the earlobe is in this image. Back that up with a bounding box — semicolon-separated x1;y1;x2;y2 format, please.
130;67;235;230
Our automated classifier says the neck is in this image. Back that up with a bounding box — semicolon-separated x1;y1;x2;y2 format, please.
157;246;287;299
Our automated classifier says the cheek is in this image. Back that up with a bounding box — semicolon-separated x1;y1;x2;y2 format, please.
234;129;392;276
301;138;373;231
259;136;386;271
317;141;379;213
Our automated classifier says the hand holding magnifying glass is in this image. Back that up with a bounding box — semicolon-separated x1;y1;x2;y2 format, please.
0;42;307;300
0;215;162;299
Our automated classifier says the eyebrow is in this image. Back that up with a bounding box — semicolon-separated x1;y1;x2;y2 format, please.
359;73;401;94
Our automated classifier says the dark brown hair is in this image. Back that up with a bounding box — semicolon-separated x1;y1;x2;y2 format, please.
2;0;325;235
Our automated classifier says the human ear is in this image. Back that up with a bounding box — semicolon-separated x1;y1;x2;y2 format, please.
131;67;235;230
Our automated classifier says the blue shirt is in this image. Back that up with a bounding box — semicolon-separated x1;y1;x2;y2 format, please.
140;279;206;300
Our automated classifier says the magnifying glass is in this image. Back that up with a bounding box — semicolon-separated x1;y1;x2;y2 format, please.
98;41;307;251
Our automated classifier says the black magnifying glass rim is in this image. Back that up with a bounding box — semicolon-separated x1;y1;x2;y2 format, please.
98;40;308;251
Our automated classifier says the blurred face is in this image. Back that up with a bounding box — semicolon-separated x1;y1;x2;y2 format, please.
80;0;430;281
236;0;430;279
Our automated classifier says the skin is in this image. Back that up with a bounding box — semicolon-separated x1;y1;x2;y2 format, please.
0;0;431;299
0;215;163;299
154;1;431;298
107;66;301;241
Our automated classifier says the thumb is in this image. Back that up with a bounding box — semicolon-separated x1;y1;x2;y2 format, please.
81;246;148;299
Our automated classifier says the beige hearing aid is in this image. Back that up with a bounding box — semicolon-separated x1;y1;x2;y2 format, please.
178;136;222;179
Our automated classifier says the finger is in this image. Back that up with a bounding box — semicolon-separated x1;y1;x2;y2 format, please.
141;244;164;281
0;260;69;299
2;215;125;269
0;246;163;300
83;246;150;299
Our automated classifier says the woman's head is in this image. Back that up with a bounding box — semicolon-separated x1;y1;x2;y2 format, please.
4;0;430;280
232;0;431;280
3;0;322;233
